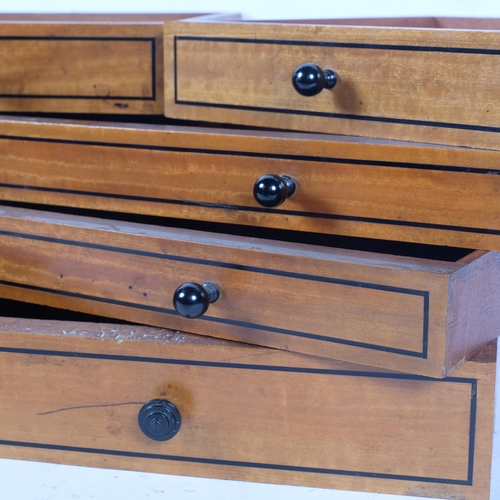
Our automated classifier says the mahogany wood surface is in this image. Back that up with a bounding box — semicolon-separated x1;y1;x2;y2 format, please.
0;13;238;115
164;20;500;150
0;205;498;378
0;317;495;500
1;116;500;251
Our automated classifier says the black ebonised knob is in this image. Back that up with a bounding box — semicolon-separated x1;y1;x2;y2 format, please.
138;399;181;441
253;174;296;208
173;281;220;319
292;63;337;97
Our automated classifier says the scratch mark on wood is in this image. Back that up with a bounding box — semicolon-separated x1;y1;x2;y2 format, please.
62;328;78;336
38;401;145;416
98;324;106;338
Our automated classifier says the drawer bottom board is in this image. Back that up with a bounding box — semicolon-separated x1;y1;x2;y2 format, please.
0;318;496;500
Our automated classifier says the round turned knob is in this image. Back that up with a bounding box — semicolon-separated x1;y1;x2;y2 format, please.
173;281;220;319
138;399;181;441
253;174;296;208
292;63;337;97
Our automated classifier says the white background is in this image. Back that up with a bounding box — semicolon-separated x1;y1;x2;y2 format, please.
1;1;499;499
2;0;500;20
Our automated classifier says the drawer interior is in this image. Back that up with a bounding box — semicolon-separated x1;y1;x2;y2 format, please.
0;296;130;323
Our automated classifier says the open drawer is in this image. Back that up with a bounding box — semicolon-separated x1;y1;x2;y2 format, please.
0;315;496;500
0;13;238;115
164;17;500;150
0;205;498;378
1;117;500;251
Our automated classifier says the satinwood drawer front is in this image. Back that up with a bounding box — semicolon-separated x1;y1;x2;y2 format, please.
0;205;498;378
164;19;500;150
2;117;500;251
0;318;495;500
0;13;237;115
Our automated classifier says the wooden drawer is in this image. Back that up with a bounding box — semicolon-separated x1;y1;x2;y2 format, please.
2;116;500;251
0;317;495;500
0;205;498;378
0;13;238;115
163;18;500;150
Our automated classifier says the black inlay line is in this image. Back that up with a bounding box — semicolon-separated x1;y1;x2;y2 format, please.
175;100;500;134
0;36;156;101
174;36;500;134
174;35;178;103
1;134;500;236
151;38;156;102
1;133;498;175
0;345;470;378
467;381;478;484
0;230;428;297
0;95;155;100
176;35;500;55
0;277;428;358
0;227;428;357
0;36;155;42
0;352;475;486
0;439;472;485
198;314;427;357
2;181;500;237
422;293;429;359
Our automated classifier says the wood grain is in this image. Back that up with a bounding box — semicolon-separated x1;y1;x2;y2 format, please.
446;251;500;373
0;205;497;378
268;17;500;29
0;13;238;115
0;317;495;500
164;20;500;150
0;14;225;22
1;116;500;251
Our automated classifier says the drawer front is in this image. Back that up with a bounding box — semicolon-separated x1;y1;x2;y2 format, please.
0;15;234;115
2;118;500;252
0;205;499;378
164;21;500;150
0;22;162;114
2;38;154;99
0;319;495;500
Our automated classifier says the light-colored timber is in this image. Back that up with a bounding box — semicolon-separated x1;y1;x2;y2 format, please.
0;13;239;115
0;205;498;378
164;19;500;150
266;17;500;29
0;317;496;500
1;116;500;251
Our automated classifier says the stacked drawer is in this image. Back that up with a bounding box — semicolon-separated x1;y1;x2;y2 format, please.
0;14;499;500
0;316;496;500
